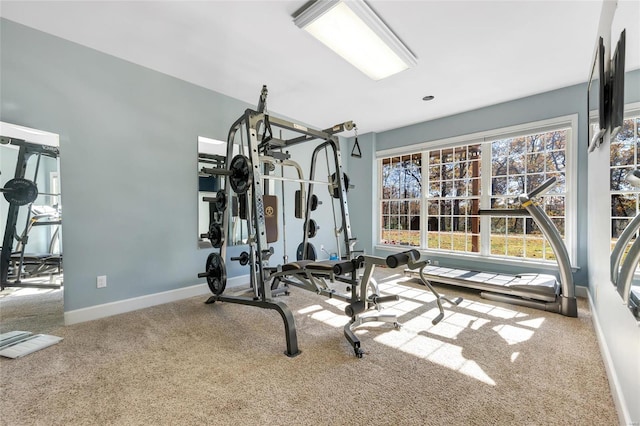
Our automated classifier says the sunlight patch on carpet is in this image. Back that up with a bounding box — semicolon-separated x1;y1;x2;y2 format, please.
310;310;346;327
459;299;528;320
298;304;324;314
516;317;545;329
0;288;60;298
374;331;496;386
492;324;535;345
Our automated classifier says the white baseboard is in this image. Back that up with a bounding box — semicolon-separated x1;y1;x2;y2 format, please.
64;275;249;325
575;285;588;298
587;290;631;426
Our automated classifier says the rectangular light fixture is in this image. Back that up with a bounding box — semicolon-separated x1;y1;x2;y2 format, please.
294;0;417;80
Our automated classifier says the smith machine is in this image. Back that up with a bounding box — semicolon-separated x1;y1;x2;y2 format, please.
198;86;461;357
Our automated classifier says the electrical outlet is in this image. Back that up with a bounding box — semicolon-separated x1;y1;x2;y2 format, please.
433;260;439;266
97;275;107;288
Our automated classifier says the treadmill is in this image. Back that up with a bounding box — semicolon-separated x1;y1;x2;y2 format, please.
405;177;577;317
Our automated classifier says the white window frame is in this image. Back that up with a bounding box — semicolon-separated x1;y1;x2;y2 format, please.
376;114;578;269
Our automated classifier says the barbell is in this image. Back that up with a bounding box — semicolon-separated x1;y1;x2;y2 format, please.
206;154;352;197
1;178;38;206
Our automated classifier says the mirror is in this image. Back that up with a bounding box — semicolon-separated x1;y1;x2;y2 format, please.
608;0;640;320
197;136;248;248
0;122;62;289
609;107;640;321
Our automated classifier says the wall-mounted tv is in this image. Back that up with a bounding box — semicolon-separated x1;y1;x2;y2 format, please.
587;36;606;151
609;29;626;141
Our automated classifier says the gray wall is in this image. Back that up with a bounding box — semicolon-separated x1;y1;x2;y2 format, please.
343;132;376;255
1;18;255;310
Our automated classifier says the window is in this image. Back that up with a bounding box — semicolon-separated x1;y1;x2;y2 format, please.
610;111;640;256
489;131;567;261
377;116;575;264
381;154;422;246
425;145;481;253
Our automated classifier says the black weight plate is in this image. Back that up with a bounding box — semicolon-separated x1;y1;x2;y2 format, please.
329;173;349;198
229;154;251;194
304;219;318;238
215;189;227;211
3;178;38;206
205;252;227;295
310;194;319;211
296;242;317;261
208;222;223;248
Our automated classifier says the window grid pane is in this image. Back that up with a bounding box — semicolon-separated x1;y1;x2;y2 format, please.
379;154;422;247
424;145;481;254
489;130;568;261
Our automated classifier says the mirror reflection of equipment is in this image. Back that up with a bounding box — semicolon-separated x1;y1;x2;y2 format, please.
0;133;62;290
610;169;640;319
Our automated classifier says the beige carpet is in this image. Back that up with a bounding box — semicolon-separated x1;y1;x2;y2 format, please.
0;271;617;425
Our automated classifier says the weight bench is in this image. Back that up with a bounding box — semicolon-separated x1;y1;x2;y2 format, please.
270;255;401;357
268;250;461;357
271;258;368;294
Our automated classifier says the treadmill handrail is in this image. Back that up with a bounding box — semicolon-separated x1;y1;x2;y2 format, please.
611;169;640;287
610;214;640;285
617;236;640;304
527;177;556;199
478;208;529;216
519;190;574;299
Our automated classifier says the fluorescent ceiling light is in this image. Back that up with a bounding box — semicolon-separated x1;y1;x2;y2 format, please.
294;0;417;80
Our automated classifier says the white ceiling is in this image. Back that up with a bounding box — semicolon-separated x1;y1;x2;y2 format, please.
1;1;638;134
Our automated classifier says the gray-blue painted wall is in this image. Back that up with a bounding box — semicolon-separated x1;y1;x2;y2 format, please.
1;18;256;310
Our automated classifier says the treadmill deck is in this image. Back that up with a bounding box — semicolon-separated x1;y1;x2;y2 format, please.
406;265;560;302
